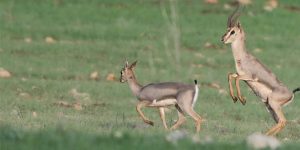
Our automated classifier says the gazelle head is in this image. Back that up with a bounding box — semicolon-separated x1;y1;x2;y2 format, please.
120;60;137;83
221;5;244;44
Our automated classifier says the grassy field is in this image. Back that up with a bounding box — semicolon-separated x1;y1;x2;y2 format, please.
1;0;300;149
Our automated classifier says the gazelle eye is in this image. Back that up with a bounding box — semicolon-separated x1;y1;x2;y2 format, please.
230;30;235;35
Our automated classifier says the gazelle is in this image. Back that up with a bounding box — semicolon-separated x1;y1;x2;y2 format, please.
120;61;202;132
221;6;300;136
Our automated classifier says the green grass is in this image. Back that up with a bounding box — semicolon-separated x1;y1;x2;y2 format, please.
1;0;300;149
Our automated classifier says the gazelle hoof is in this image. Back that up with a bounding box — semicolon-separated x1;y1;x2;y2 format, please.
232;97;238;103
238;96;246;105
145;120;154;126
241;101;246;105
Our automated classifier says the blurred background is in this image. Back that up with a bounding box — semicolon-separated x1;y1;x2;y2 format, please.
1;0;300;149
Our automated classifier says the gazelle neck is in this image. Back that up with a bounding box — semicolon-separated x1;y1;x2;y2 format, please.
127;74;142;97
231;32;248;60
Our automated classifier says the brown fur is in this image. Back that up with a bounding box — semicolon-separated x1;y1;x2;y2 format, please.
120;61;202;132
222;9;295;135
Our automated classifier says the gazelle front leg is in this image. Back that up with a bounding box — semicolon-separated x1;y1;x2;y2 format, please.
158;107;168;129
136;101;154;126
228;73;238;103
235;75;258;105
235;76;246;105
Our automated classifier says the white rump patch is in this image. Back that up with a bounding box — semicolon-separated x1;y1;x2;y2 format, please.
192;85;199;107
283;94;294;107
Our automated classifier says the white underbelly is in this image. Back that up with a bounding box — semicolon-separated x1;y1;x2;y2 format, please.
148;99;177;107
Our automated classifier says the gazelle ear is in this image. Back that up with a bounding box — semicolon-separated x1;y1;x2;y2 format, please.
125;60;129;68
237;22;242;29
129;61;137;69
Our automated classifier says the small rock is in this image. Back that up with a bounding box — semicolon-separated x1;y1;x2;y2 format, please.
247;132;281;150
0;68;11;78
90;71;99;80
204;0;218;4
106;73;116;81
264;0;278;12
166;130;188;144
73;103;83;111
24;37;32;43
224;4;232;10
204;42;217;49
283;137;289;141
238;0;252;5
218;89;227;95
19;92;31;99
32;111;37;117
45;36;56;43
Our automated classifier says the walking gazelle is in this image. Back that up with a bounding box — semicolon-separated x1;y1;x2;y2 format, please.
120;61;202;132
221;6;300;135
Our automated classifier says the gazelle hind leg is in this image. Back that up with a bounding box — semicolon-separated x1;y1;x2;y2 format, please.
185;108;202;133
265;102;279;123
265;101;286;136
136;101;154;126
177;91;202;133
170;105;186;130
158;107;168;129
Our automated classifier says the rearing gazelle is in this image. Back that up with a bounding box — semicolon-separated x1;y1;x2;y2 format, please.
119;61;202;132
221;6;300;136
